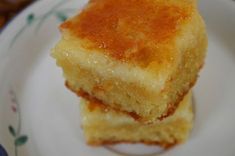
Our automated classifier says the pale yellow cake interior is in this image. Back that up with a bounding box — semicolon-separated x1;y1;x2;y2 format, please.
80;91;193;148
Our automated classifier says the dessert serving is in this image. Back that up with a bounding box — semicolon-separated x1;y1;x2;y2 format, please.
52;0;207;149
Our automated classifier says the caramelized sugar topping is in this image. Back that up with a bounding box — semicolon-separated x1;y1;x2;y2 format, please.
61;0;192;66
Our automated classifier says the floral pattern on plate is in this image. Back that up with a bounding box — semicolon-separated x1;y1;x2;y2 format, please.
1;0;76;155
8;89;28;156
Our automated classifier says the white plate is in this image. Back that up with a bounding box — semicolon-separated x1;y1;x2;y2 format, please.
0;0;235;156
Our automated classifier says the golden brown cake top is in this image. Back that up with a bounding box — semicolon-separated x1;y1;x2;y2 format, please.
61;0;194;67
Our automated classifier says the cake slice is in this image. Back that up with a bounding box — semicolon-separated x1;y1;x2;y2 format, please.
52;0;207;123
80;91;193;148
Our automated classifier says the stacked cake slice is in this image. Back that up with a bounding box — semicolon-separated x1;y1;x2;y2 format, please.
80;91;193;148
52;0;207;148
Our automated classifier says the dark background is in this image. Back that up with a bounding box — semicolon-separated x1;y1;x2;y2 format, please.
0;0;35;29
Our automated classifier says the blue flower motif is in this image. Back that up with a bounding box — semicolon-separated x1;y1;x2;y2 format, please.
0;144;8;156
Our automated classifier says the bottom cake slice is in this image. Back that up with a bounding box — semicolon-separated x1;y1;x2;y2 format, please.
80;92;193;149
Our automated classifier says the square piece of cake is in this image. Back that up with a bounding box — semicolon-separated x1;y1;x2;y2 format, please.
80;91;193;148
52;0;207;122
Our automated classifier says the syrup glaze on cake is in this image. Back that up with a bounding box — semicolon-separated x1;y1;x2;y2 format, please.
61;0;193;67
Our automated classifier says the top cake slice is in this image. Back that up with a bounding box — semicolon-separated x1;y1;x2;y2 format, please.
52;0;207;123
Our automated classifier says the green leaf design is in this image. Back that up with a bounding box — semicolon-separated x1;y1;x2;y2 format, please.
56;12;68;22
8;125;16;137
15;135;28;146
27;14;35;24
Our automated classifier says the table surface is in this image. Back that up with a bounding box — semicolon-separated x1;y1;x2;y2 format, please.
0;0;34;30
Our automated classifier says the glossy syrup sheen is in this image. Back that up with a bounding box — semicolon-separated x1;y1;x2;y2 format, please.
61;0;193;66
